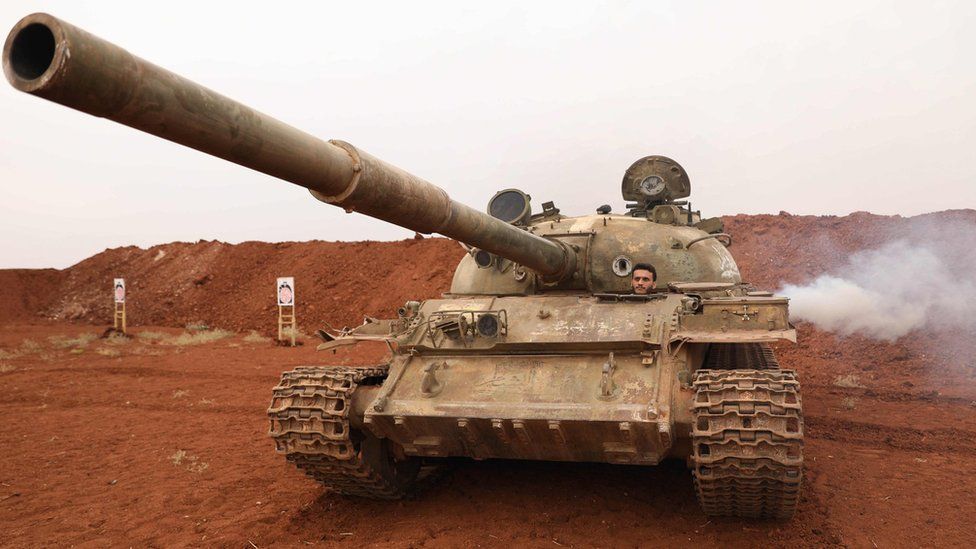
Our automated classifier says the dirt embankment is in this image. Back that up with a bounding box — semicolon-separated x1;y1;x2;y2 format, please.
0;268;65;324
7;210;975;335
724;208;976;288
4;238;463;333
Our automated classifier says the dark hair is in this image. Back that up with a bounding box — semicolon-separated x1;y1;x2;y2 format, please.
632;263;656;281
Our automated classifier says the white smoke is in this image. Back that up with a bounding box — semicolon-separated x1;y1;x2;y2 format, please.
779;220;976;341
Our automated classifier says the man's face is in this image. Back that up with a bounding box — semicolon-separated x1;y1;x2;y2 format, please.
631;269;655;294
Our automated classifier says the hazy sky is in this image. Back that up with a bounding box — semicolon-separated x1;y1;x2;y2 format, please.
2;1;974;268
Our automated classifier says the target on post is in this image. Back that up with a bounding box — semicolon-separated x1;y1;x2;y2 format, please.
276;277;294;306
114;278;125;303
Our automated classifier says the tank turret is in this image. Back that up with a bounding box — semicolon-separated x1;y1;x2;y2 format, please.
450;155;739;295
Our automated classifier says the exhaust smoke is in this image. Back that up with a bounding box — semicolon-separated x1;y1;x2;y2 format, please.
779;217;976;341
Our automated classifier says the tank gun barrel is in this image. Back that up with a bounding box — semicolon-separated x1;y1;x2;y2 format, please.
3;13;576;281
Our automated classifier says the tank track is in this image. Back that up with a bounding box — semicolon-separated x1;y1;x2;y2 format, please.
691;369;803;519
268;365;420;499
702;342;779;370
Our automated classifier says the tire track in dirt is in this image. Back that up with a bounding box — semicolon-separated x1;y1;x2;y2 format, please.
805;415;976;454
30;364;282;383
805;383;976;407
0;397;259;416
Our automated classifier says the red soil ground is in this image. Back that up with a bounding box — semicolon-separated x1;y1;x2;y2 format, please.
1;211;974;547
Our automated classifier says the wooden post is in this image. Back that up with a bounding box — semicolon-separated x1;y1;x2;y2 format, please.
278;304;296;346
113;301;127;334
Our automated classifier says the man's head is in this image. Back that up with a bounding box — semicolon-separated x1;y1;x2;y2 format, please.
631;263;657;294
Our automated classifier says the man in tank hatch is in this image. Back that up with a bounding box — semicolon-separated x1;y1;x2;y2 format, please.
631;263;657;294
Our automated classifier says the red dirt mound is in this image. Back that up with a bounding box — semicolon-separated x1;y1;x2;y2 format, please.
0;268;65;324
20;238;464;334
5;209;973;337
725;209;976;288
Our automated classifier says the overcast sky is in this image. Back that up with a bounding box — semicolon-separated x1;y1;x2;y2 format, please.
2;1;974;269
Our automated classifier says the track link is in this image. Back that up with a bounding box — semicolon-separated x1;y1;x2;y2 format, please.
703;343;779;370
268;366;420;499
691;369;803;519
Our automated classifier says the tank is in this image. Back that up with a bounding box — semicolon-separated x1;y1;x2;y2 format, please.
4;13;803;519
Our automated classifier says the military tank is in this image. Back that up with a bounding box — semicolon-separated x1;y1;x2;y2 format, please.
4;13;803;518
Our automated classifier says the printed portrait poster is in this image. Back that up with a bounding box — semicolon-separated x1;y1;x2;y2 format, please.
277;277;295;306
114;278;126;303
